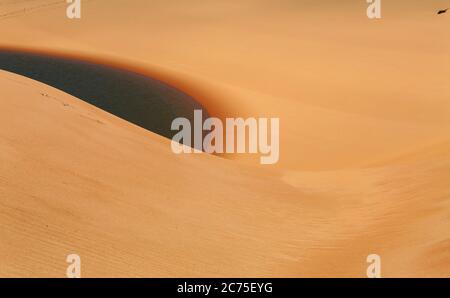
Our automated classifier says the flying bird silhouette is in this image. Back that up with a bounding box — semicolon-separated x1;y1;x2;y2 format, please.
437;8;448;14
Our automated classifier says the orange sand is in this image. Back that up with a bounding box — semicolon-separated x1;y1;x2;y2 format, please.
0;0;449;277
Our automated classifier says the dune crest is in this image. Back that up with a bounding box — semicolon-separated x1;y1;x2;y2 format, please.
1;0;449;277
0;70;449;277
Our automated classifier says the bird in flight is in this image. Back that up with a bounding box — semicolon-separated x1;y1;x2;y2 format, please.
437;8;448;14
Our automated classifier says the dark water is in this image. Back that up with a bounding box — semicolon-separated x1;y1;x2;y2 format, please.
0;50;207;143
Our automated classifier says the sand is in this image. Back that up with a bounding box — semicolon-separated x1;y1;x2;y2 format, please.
0;0;449;277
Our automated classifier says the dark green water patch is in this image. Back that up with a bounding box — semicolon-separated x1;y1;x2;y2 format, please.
0;50;207;144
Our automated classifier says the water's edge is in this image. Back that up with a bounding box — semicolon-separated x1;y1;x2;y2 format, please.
0;50;208;143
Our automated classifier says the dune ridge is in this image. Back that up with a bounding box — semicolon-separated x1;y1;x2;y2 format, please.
1;70;449;277
0;0;449;277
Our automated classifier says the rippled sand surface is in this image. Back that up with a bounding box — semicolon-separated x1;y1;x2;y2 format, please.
0;0;449;277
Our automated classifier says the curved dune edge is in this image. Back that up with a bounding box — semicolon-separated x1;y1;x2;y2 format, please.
0;45;248;162
2;0;450;171
1;71;449;277
1;0;449;277
5;41;449;170
0;45;230;120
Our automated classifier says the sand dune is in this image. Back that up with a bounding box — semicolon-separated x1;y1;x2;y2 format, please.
0;0;449;277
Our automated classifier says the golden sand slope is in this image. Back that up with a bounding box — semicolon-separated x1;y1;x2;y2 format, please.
1;70;449;277
1;0;450;170
0;0;449;277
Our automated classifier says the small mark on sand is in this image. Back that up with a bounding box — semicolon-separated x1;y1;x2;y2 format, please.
79;114;105;125
40;91;72;108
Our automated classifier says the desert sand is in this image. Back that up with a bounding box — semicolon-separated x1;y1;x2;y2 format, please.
0;0;449;277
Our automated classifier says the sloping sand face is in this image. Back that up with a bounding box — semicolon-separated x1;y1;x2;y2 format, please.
1;0;449;170
1;71;449;277
0;49;208;142
0;0;449;277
